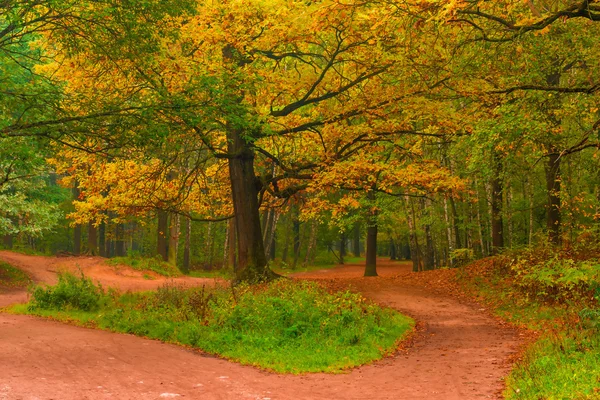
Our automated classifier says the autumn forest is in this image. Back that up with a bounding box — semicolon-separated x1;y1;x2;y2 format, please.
1;1;600;399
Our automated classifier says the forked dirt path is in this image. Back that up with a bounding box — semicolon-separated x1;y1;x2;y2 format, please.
0;251;522;400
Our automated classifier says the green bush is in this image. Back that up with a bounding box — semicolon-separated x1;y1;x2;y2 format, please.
29;272;106;312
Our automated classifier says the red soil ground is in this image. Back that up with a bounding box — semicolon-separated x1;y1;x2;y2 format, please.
0;251;522;399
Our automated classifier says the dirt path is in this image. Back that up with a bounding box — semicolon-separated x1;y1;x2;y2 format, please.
0;252;521;400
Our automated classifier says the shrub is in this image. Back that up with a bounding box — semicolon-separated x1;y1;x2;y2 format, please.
29;272;106;311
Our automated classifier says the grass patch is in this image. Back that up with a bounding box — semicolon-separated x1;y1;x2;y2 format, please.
454;244;600;399
15;273;414;373
106;256;182;277
0;261;31;288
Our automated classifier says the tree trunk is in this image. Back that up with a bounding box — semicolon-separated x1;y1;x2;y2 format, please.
491;154;504;254
389;238;397;260
227;127;273;282
528;175;535;245
264;211;279;260
546;151;561;244
182;216;191;274
168;213;180;266
88;222;98;256
157;210;168;262
115;222;125;257
364;191;378;277
421;199;435;270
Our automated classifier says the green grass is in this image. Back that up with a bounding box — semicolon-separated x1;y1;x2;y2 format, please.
13;272;414;373
0;261;31;288
106;256;182;277
455;251;600;399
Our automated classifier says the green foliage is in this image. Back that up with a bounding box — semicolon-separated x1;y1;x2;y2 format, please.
0;262;31;288
29;272;107;312
107;256;182;277
20;278;413;373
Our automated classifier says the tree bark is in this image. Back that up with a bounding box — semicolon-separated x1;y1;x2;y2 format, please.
227;218;237;272
546;151;561;244
157;210;168;262
364;190;378;277
227;127;274;282
168;213;180;266
292;208;301;268
491;154;504;254
3;235;13;249
389;238;397;260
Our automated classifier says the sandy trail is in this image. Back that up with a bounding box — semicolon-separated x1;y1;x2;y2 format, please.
0;252;521;399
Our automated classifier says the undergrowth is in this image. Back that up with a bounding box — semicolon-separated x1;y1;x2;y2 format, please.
455;239;600;399
0;261;31;288
15;273;413;373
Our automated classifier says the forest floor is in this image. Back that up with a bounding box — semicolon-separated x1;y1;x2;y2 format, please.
0;251;523;400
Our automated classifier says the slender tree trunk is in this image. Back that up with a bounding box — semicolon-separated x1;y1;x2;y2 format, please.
88;222;98;256
444;197;454;264
281;216;289;263
421;199;435;270
364;190;378;277
449;197;461;249
157;211;168;261
227;128;273;282
491;154;504;254
168;213;180;266
545;151;561;244
264;211;279;260
507;184;514;248
182;216;191;274
389;238;397;260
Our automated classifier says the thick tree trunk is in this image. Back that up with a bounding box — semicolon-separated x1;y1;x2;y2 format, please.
168;213;180;266
115;222;125;257
182;216;191;274
88;222;98;256
227;128;273;282
546;151;561;244
491;155;504;254
364;191;378;277
157;210;168;262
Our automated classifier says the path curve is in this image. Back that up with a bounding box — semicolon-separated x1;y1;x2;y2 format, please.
0;252;521;399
